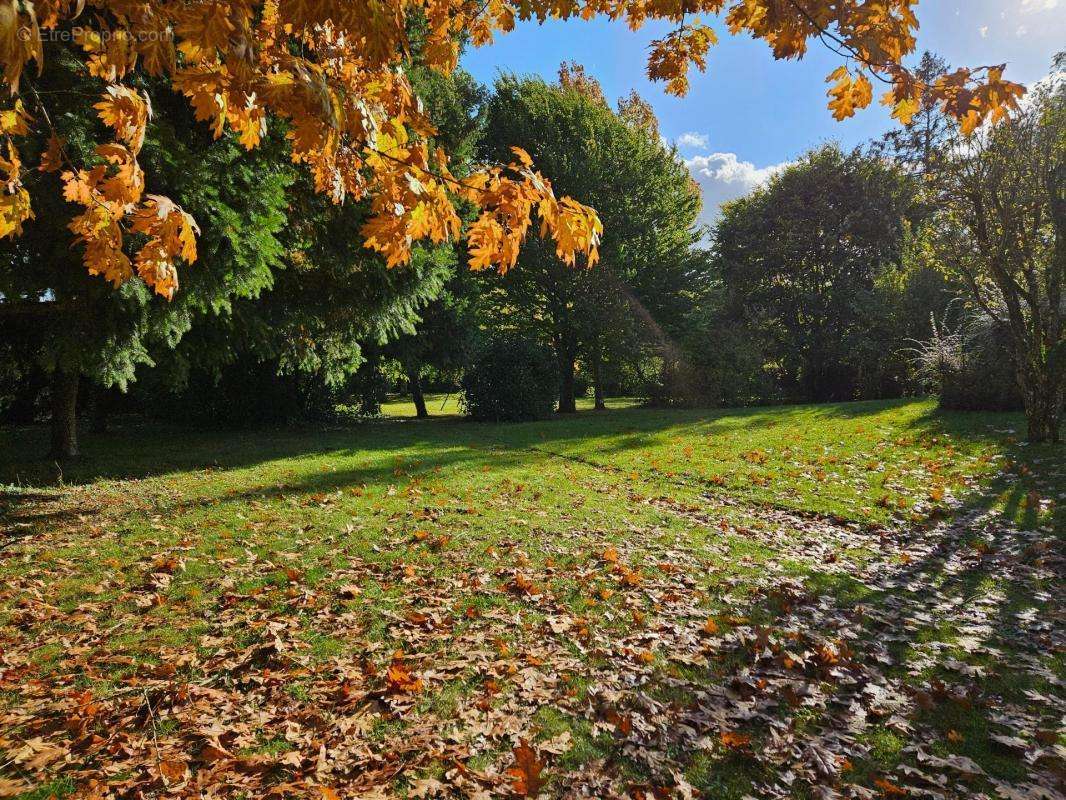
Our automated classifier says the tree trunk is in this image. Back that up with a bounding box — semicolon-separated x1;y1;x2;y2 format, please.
557;353;577;414
1014;349;1063;444
1022;377;1062;443
592;350;606;410
407;367;428;419
49;368;79;460
1025;407;1057;443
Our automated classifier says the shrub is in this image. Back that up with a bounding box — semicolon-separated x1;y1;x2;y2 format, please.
462;338;557;421
642;321;777;408
339;360;391;417
909;311;1022;412
642;355;716;408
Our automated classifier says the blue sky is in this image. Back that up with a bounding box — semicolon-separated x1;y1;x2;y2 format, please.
460;0;1066;225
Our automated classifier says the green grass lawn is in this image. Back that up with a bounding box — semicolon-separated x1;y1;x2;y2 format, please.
377;392;639;418
378;391;466;418
0;398;1062;799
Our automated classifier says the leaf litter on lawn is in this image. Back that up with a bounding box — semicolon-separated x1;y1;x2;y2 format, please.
0;476;1062;800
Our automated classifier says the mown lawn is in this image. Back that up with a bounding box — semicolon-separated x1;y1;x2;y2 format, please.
0;398;1062;799
376;393;639;418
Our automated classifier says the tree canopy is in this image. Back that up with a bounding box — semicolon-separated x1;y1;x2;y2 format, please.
0;0;1026;304
713;145;919;402
479;72;703;412
924;66;1065;441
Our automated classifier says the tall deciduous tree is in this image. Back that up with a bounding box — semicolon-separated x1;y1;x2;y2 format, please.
929;61;1065;442
713;145;919;402
479;73;702;412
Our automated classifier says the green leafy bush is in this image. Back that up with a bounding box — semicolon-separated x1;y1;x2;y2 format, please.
462;338;557;421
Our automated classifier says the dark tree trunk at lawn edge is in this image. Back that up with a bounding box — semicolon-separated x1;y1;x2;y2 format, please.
49;368;79;460
558;354;577;413
407;367;428;419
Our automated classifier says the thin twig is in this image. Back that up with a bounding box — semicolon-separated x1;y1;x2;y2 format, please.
142;688;166;787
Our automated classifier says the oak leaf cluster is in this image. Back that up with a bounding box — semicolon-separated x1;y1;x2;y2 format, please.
0;0;1025;298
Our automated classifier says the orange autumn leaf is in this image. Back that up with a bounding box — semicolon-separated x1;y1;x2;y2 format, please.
384;652;423;694
720;730;751;748
507;739;546;797
158;758;188;783
875;777;908;797
38;134;64;173
827;66;873;121
510;572;538;595
604;708;633;735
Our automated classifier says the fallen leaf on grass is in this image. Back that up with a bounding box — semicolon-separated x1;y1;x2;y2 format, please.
0;778;29;798
875;777;908;796
719;731;751;748
385;652;423;694
507;739;545;797
159;758;189;783
634;649;655;665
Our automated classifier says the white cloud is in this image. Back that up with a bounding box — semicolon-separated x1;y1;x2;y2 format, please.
979;25;989;37
1016;24;1029;35
1020;0;1058;13
684;152;792;230
676;131;710;149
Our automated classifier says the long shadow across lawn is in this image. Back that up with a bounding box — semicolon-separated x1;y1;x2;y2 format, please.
903;407;1066;530
596;488;1064;797
0;401;1060;799
0;398;945;487
3;398;1041;541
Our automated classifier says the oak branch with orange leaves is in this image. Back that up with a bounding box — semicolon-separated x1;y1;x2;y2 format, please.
0;0;1026;299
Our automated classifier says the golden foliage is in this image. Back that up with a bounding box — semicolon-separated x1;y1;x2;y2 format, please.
648;24;716;97
558;60;607;104
0;0;1025;298
826;66;873;121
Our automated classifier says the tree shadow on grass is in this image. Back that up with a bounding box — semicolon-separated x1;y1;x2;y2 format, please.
5;397;1050;544
599;482;1064;799
0;398;938;487
903;404;1065;530
0;437;535;536
0;401;1060;799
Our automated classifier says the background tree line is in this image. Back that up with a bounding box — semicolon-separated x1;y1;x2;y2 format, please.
2;52;1063;450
